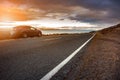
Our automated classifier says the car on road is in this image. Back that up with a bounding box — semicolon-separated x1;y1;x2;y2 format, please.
10;25;42;38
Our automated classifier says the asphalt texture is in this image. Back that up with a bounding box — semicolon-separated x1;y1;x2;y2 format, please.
51;25;120;80
0;33;92;80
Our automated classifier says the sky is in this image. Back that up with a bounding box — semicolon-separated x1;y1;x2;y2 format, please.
0;0;119;28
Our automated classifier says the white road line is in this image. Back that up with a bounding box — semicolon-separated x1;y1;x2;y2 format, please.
0;38;27;42
44;38;61;41
0;37;60;43
40;34;96;80
0;39;15;42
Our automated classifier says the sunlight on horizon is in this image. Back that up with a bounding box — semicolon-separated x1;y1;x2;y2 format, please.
0;19;96;29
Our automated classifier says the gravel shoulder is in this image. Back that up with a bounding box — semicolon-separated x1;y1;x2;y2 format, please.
51;24;120;80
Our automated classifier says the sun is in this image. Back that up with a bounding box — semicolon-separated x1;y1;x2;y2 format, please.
0;14;13;22
0;6;28;22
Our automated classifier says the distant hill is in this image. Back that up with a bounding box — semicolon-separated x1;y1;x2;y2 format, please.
97;23;120;35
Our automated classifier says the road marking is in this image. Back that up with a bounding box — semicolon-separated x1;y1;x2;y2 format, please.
40;34;96;80
0;37;60;43
0;38;27;42
0;39;15;42
44;38;61;41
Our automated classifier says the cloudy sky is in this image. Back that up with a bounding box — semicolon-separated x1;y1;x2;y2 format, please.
0;0;120;28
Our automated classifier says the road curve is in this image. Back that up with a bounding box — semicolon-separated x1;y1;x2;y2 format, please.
0;33;92;80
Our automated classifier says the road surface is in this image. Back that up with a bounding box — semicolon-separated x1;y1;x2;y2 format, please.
0;34;92;80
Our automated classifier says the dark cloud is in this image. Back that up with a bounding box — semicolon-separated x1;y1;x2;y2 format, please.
60;0;120;24
1;0;120;25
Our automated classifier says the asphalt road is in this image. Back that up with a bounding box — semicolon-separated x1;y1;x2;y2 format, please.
0;33;92;80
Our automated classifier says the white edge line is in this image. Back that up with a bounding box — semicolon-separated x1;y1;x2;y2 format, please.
40;34;96;80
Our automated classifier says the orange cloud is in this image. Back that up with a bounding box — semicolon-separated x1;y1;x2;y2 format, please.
0;6;31;21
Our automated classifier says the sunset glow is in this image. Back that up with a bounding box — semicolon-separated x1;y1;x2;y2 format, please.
0;19;96;29
0;7;29;22
0;0;119;29
0;3;96;29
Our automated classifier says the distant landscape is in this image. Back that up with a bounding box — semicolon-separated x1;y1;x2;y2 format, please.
0;25;105;40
